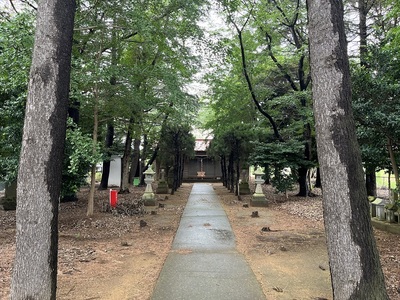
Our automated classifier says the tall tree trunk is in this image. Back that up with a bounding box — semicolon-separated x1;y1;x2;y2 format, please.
128;138;141;184
99;123;114;190
170;167;175;195
11;1;75;298
174;151;180;192
359;0;368;66
177;155;181;188
179;154;184;188
315;167;322;188
87;86;99;216
171;149;179;195
228;153;234;193
181;156;186;186
227;157;232;191
173;152;179;192
298;106;313;196
308;1;388;299
235;159;240;196
263;164;271;184
387;137;399;200
120;127;133;193
142;145;160;174
226;157;230;190
365;166;377;197
140;134;148;186
359;1;377;198
297;166;308;196
220;155;227;186
387;137;399;186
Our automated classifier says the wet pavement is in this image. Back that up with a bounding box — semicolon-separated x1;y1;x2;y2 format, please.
151;183;265;300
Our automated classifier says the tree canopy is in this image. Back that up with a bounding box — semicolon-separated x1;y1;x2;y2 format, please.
1;0;399;198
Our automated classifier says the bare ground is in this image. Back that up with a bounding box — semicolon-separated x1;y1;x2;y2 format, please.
1;183;399;299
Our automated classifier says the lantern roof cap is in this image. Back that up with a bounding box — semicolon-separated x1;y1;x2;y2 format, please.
254;168;264;176
144;166;155;175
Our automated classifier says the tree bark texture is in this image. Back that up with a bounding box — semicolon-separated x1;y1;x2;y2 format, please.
263;164;271;184
178;155;185;188
228;153;234;193
315;167;322;188
128;138;141;184
11;1;75;299
142;145;160;175
358;0;368;66
87;88;99;216
172;148;180;192
235;159;240;196
220;155;227;187
297;166;309;196
307;1;388;299
120;126;133;193
365;166;377;197
297;122;313;196
387;137;400;190
99;123;114;190
140;134;148;186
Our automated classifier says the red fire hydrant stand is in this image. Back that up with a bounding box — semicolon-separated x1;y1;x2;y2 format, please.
109;189;118;208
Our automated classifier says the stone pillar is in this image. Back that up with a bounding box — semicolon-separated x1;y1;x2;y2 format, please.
239;168;251;195
156;168;169;194
251;168;268;207
1;180;17;210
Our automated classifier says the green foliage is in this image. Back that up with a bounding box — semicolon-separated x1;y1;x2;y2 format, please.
71;0;206;160
351;43;400;170
250;139;308;168
0;92;26;182
249;138;313;193
266;91;314;138
208;123;255;164
270;168;297;194
158;123;195;168
204;0;314;196
0;12;34;183
0;12;34;92
61;119;103;199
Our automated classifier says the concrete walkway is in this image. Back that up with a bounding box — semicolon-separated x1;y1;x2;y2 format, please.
151;183;265;300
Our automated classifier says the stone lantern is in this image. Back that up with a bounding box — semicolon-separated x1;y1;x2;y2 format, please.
251;168;267;207
142;166;156;206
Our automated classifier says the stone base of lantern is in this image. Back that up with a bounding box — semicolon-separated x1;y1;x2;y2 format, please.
143;192;157;206
156;181;169;194
251;194;268;207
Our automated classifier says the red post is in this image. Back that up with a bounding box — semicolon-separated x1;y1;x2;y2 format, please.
109;189;118;208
